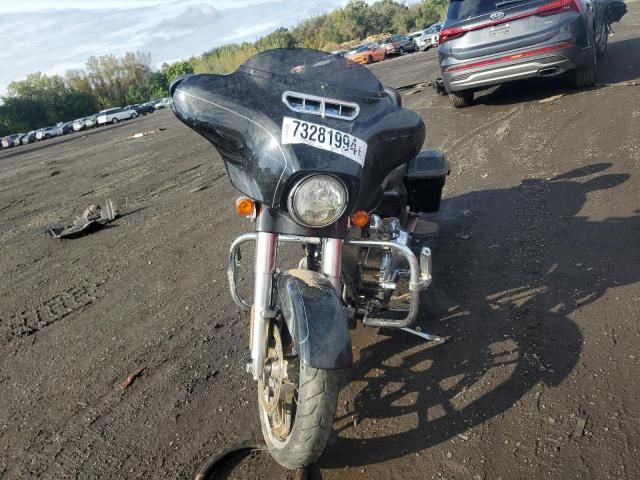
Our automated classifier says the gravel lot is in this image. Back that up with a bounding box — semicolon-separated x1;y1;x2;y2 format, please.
1;4;639;478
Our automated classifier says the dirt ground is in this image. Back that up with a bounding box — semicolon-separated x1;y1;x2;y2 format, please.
1;5;639;479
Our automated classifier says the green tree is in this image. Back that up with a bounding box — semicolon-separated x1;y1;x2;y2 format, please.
147;71;169;99
255;27;296;50
162;60;194;83
0;97;46;135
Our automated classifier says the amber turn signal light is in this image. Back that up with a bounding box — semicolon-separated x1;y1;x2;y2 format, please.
235;196;255;217
350;210;370;227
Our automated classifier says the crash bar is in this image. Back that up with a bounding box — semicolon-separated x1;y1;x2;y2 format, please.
227;233;432;328
227;233;322;310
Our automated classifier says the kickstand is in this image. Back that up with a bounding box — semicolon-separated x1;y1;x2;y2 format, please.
401;327;450;344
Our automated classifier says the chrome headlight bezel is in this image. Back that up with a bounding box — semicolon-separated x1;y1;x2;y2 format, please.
287;174;348;228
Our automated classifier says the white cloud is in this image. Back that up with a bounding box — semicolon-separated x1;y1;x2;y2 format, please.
0;0;417;94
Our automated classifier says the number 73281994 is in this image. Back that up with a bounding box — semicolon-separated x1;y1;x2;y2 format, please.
281;117;368;166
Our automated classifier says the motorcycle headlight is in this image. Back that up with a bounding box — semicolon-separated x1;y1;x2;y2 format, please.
288;175;347;227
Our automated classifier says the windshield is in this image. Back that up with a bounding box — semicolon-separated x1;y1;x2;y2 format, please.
238;48;383;96
171;48;424;210
447;0;500;21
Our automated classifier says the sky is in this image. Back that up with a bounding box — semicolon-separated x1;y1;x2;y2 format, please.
0;0;416;96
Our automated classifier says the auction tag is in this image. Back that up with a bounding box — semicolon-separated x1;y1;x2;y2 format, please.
281;117;367;166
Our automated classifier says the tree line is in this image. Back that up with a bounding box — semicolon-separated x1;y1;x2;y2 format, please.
0;0;446;137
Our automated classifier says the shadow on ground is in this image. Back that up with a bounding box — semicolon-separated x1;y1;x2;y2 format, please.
320;164;637;468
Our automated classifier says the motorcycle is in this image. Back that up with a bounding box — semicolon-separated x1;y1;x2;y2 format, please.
170;48;450;469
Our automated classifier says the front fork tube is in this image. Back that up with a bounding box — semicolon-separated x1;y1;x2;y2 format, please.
249;234;342;380
321;238;343;292
250;231;277;381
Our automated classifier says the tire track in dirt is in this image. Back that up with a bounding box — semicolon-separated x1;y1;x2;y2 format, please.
0;280;106;347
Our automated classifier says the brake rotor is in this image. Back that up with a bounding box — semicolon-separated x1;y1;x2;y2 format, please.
261;324;285;416
258;323;296;440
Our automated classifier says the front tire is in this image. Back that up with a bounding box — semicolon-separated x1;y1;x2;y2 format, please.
449;89;474;108
111;118;119;124
258;321;339;469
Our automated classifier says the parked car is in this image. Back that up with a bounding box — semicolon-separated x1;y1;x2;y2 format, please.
73;115;98;131
97;107;137;125
346;43;387;64
423;22;443;50
153;97;173;110
22;131;37;145
379;34;417;56
410;30;427;50
330;49;349;57
36;126;61;140
2;134;25;148
438;0;628;108
15;133;27;146
125;104;155;116
58;122;74;135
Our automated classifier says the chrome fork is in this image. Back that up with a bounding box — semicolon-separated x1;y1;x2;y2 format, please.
321;238;343;291
250;231;277;380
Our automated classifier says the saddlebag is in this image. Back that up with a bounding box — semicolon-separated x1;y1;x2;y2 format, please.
404;149;450;213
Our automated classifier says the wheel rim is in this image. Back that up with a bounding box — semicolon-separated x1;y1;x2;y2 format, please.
258;323;298;442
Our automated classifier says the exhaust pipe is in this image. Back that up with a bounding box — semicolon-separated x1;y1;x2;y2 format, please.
538;66;560;77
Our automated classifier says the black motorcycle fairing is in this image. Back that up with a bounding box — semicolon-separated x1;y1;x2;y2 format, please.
275;269;353;369
171;48;425;213
257;205;349;239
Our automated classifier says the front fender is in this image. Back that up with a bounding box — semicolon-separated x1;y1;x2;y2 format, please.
274;269;352;369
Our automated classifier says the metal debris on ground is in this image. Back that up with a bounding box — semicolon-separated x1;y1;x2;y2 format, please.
120;367;145;390
47;199;118;239
574;416;588;438
539;94;565;104
128;130;156;140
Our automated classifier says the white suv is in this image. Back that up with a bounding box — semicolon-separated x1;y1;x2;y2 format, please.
97;107;137;125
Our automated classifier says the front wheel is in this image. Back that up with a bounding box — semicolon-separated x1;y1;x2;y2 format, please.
258;321;339;469
111;118;119;124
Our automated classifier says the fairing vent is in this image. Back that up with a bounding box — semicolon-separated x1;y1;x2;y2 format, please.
282;91;360;121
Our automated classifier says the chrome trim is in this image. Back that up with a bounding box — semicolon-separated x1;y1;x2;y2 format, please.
287;174;348;228
321;238;343;291
345;238;432;328
251;231;278;380
282;90;360;121
420;247;433;288
228;233;257;311
228;234;323;311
